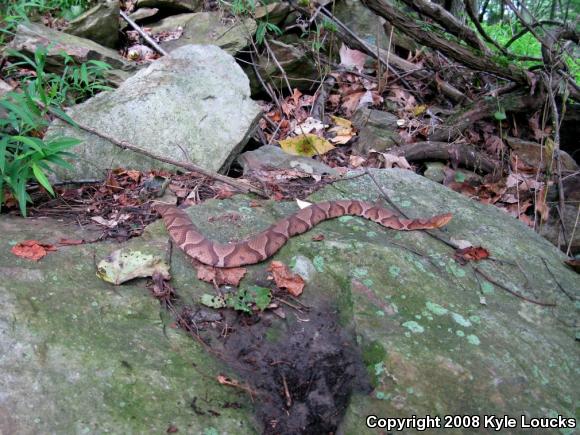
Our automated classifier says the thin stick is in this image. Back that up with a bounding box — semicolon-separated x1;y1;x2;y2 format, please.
566;204;579;257
45;106;267;197
263;38;293;95
540;257;576;301
119;10;169;57
544;72;568;240
474;267;556;307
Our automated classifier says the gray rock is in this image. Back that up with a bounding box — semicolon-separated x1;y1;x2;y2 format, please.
149;12;256;55
506;136;578;171
128;7;159;22
46;45;261;180
65;0;120;48
1;169;577;432
0;216;251;434
423;162;482;184
238;145;338;176
334;0;390;50
254;2;290;25
6;22;132;73
245;38;319;94
135;0;201;12
351;107;402;154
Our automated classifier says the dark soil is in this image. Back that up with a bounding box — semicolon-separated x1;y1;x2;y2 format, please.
182;304;371;435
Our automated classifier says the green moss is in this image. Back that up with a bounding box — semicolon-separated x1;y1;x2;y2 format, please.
361;340;387;387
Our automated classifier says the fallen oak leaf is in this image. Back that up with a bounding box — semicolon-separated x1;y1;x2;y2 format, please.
196;264;247;287
454;246;490;265
11;240;57;261
268;260;305;297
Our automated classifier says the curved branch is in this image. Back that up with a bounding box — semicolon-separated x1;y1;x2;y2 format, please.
362;0;530;84
504;20;564;49
393;141;499;174
396;0;490;54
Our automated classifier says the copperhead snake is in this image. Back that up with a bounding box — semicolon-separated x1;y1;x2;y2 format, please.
154;200;452;268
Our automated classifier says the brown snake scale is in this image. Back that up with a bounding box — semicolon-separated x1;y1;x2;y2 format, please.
154;200;452;268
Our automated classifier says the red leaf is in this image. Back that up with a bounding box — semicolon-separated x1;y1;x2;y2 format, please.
196;265;247;287
11;240;57;261
454;246;490;265
268;261;305;297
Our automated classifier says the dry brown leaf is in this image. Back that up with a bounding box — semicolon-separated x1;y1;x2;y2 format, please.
454;246;490;265
268;260;305;297
535;187;550;223
485;135;504;157
349;155;366;168
339;43;367;71
196;265;247;287
11;240;57;261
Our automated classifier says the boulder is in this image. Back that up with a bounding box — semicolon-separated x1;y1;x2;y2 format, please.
65;0;120;48
238;144;338;176
46;45;261;180
254;2;290;25
245;38;319;94
1;170;577;432
506;137;578;171
351;107;402;154
6;22;132;73
148;12;256;55
135;0;201;12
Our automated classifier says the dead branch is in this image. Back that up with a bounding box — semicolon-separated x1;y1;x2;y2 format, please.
429;89;544;142
362;0;530;84
392;141;499;174
397;0;490;54
311;75;335;120
119;10;168;57
314;6;468;103
45;106;267;198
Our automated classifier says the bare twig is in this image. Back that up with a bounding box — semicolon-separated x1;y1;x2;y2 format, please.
119;10;168;57
263;38;293;95
474;267;556;307
543;72;568;240
566;204;579;257
45;105;267;197
540;257;576;301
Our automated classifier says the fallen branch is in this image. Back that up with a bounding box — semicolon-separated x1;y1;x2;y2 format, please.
429;89;543;142
45;106;267;197
119;10;168;57
392;141;499;174
362;0;530;84
317;6;467;103
474;266;556;307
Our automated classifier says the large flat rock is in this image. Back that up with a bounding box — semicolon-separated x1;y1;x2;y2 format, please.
46;44;262;180
7;22;131;72
1;169;578;433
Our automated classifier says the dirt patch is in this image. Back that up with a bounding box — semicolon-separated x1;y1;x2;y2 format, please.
181;304;371;434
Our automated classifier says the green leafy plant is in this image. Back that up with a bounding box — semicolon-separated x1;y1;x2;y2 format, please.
0;91;80;216
8;46;112;106
200;285;272;313
0;0;93;43
229;0;256;15
255;20;282;45
0;45;111;216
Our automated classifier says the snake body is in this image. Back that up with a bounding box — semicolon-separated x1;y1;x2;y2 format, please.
154;200;452;268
